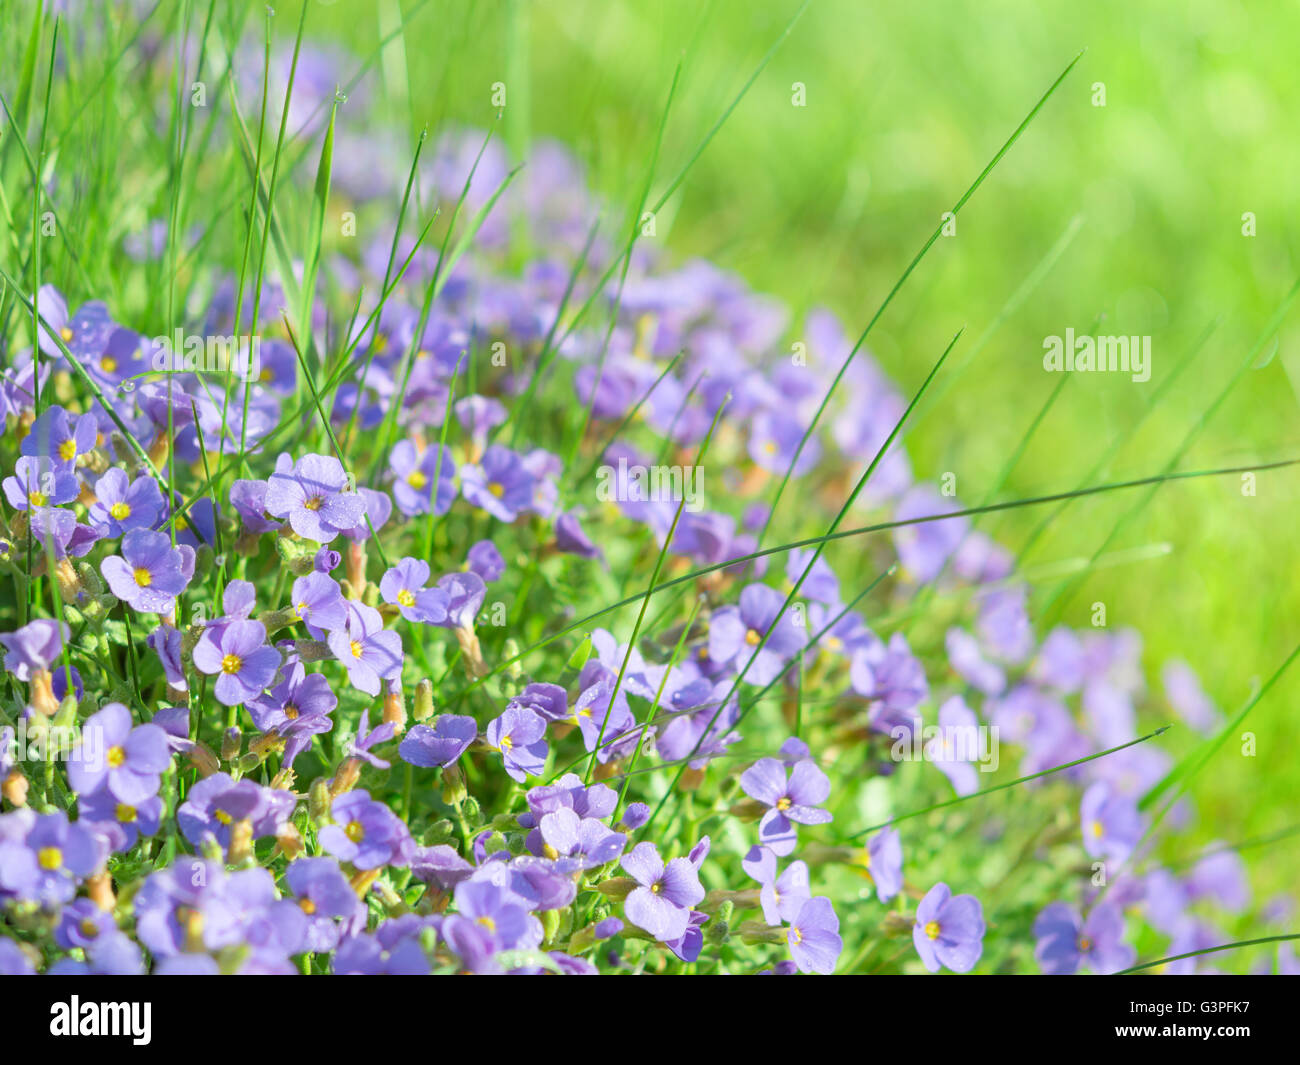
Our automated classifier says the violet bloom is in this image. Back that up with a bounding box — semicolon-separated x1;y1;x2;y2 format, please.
1033;901;1135;975
466;539;505;582
399;714;477;769
538;807;627;870
739;757;833;857
22;406;98;467
100;528;193;614
1162;659;1222;734
744;846;812;926
1080;782;1142;863
787;896;843;975
79;789;163;853
925;695;983;797
445;878;542;959
945;626;1006;696
0;618;68;680
460;444;536;523
229;478;281;533
176;774;296;853
3;455;78;511
66;702;170;804
621;841;705;942
347;707;398;769
913;882;986;973
17;812;104;906
892;484;969;583
291;571;349;635
708;583;806;686
285;857;365;953
379;557;450;624
388;439;456;517
862;825;904;903
246;661;337;766
264;453;366;543
327;602;403;697
486;706;549;782
851;632;928;716
320;789;413;870
87;467;163;537
192;619;282;706
146;623;187;693
749;409;820;476
555;511;604;561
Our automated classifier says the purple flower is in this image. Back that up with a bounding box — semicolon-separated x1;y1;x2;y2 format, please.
3;455;79;511
176;774;296;853
1033;901;1135;975
486;706;549;782
22;406;98;467
291;571;349;634
100;528;193;614
1162;659;1222;735
1080;782;1142;863
708;583;806;686
379;557;450;624
66;702;170;804
327;602;403;697
146;623;187;692
537;807;626;870
78;789;163;852
399;715;477;769
739;756;833;857
319;789;413;869
87;468;163;536
945;626;1006;696
264;453;367;543
892;484;968;583
1;618;68;680
192;619;282;706
11;812;103;905
246;661;337;766
466;539;505;582
787;896;843;974
913;882;986;973
862;825;904;903
447;875;542;956
229;478;281;533
460;444;536;523
388;439;456;517
744;846;812;926
924;695;983;797
621;841;705;942
285;857;365;952
555;511;603;561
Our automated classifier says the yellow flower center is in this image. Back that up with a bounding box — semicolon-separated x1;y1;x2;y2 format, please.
744;628;761;646
133;567;153;587
406;470;427;490
38;846;63;871
284;705;299;720
1077;935;1093;952
791;927;803;944
650;882;662;894
397;589;416;607
80;918;100;937
300;898;317;915
116;803;137;823
488;481;505;498
776;796;792;811
101;355;118;374
259;368;273;383
1090;820;1104;839
110;501;131;520
499;735;514;751
476;915;496;932
59;439;78;462
349;640;364;659
345;820;365;843
303;495;324;511
220;654;243;674
60;326;74;342
214;809;233;825
542;843;559;860
924;921;942;940
28;490;47;508
106;746;126;768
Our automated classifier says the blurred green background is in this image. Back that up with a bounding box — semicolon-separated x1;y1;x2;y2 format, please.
324;0;1300;901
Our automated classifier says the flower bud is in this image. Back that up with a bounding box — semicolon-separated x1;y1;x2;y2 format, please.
596;877;636;901
308;777;332;823
382;684;406;734
440;763;467;806
1;770;29;807
413;679;434;722
330;757;362;797
221;727;242;762
426;819;455;844
86;872;116;911
187;741;221;777
274;821;304;860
